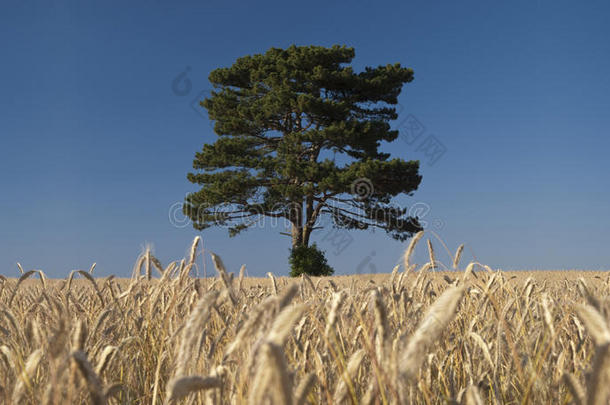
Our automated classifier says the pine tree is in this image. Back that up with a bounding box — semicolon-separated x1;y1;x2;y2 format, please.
185;44;423;257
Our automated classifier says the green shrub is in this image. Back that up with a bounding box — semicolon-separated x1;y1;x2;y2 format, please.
289;243;334;277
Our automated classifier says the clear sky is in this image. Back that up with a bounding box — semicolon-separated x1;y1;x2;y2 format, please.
1;0;609;278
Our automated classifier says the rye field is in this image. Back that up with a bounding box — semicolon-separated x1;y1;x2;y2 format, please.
1;236;609;404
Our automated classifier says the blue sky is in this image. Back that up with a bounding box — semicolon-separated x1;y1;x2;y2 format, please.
1;0;609;277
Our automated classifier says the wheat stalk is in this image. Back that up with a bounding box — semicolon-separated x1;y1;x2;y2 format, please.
12;349;43;404
453;244;465;269
404;230;424;269
400;285;465;381
427;239;436;270
166;375;221;403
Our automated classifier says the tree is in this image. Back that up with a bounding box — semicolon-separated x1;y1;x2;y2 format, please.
289;243;334;277
184;45;423;271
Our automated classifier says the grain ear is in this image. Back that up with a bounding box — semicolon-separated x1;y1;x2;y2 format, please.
404;231;424;269
400;285;465;381
165;375;221;403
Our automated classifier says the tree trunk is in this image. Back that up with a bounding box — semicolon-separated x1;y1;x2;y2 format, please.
291;196;317;249
302;225;312;247
302;194;313;248
290;200;304;249
291;225;303;248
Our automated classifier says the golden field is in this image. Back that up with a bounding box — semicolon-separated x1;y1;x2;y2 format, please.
1;236;609;404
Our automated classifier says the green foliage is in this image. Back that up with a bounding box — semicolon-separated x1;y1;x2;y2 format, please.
289;243;334;277
184;44;424;258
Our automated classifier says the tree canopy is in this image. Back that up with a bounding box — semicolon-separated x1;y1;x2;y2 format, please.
184;45;423;270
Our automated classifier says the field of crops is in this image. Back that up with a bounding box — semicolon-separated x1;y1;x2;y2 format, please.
1;235;609;404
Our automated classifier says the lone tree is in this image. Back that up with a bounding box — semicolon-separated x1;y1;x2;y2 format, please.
184;45;423;275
